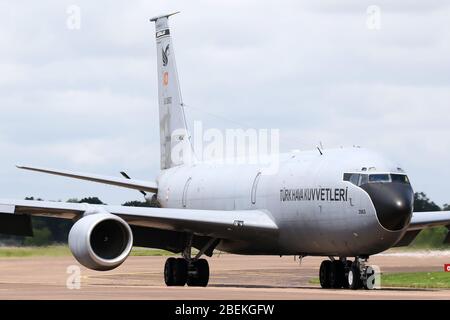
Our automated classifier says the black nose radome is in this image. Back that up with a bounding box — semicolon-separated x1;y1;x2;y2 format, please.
361;182;414;231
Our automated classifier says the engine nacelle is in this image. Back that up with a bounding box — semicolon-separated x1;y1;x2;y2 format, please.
68;212;133;271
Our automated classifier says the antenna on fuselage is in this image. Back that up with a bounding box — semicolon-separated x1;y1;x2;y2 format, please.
316;146;323;156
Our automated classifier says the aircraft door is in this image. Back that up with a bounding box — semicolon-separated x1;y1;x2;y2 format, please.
251;172;261;205
182;177;192;208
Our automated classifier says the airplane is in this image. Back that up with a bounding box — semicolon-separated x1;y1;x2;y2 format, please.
1;12;449;290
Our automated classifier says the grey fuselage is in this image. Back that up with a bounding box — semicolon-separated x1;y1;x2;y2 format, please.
156;147;414;258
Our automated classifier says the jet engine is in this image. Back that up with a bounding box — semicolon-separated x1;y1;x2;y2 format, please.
68;212;133;271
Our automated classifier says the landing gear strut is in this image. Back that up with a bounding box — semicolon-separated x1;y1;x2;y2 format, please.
319;256;378;290
163;237;217;287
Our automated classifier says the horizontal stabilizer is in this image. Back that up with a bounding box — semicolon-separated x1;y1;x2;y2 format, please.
17;165;158;194
150;11;180;22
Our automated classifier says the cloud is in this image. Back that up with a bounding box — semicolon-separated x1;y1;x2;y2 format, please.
0;1;449;205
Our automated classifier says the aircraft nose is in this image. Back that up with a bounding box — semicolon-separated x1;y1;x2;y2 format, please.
361;182;414;231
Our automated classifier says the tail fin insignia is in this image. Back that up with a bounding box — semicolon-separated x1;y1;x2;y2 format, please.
162;44;169;67
151;12;192;170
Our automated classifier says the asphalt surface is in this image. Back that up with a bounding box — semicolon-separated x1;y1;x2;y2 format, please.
0;252;449;299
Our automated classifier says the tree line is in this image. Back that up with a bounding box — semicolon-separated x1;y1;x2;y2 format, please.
0;193;448;247
410;192;449;248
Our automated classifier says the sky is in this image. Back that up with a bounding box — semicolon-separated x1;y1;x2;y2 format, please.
0;0;449;206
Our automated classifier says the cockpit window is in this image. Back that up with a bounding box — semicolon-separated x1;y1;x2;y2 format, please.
391;174;410;184
359;174;368;185
343;173;410;186
349;173;360;186
369;174;390;183
343;173;368;187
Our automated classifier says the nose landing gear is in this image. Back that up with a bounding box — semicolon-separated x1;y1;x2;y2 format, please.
319;256;378;290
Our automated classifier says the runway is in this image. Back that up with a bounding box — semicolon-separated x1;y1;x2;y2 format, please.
0;252;449;299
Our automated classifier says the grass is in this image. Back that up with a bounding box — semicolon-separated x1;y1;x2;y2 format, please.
381;272;450;289
309;272;450;289
0;245;172;258
410;227;449;249
385;247;450;254
130;247;173;256
0;245;70;257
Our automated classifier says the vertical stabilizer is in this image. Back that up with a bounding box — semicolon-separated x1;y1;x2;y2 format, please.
151;12;190;169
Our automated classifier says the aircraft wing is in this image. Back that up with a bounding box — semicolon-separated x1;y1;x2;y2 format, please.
394;211;450;247
408;211;450;230
0;199;278;241
16;165;158;194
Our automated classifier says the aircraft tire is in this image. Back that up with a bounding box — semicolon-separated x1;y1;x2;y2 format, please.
164;257;177;286
173;258;188;286
348;265;363;290
330;260;345;288
319;260;332;288
187;259;210;287
342;260;352;289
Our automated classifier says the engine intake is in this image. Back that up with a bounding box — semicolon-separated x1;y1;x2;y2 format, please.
68;213;133;271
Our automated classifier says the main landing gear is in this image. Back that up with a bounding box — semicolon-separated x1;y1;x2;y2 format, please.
163;237;217;287
319;256;378;290
164;257;209;287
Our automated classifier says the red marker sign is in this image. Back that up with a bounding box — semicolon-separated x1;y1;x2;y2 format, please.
445;264;450;272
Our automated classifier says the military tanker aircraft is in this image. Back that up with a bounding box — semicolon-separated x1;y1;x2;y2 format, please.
1;12;449;290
